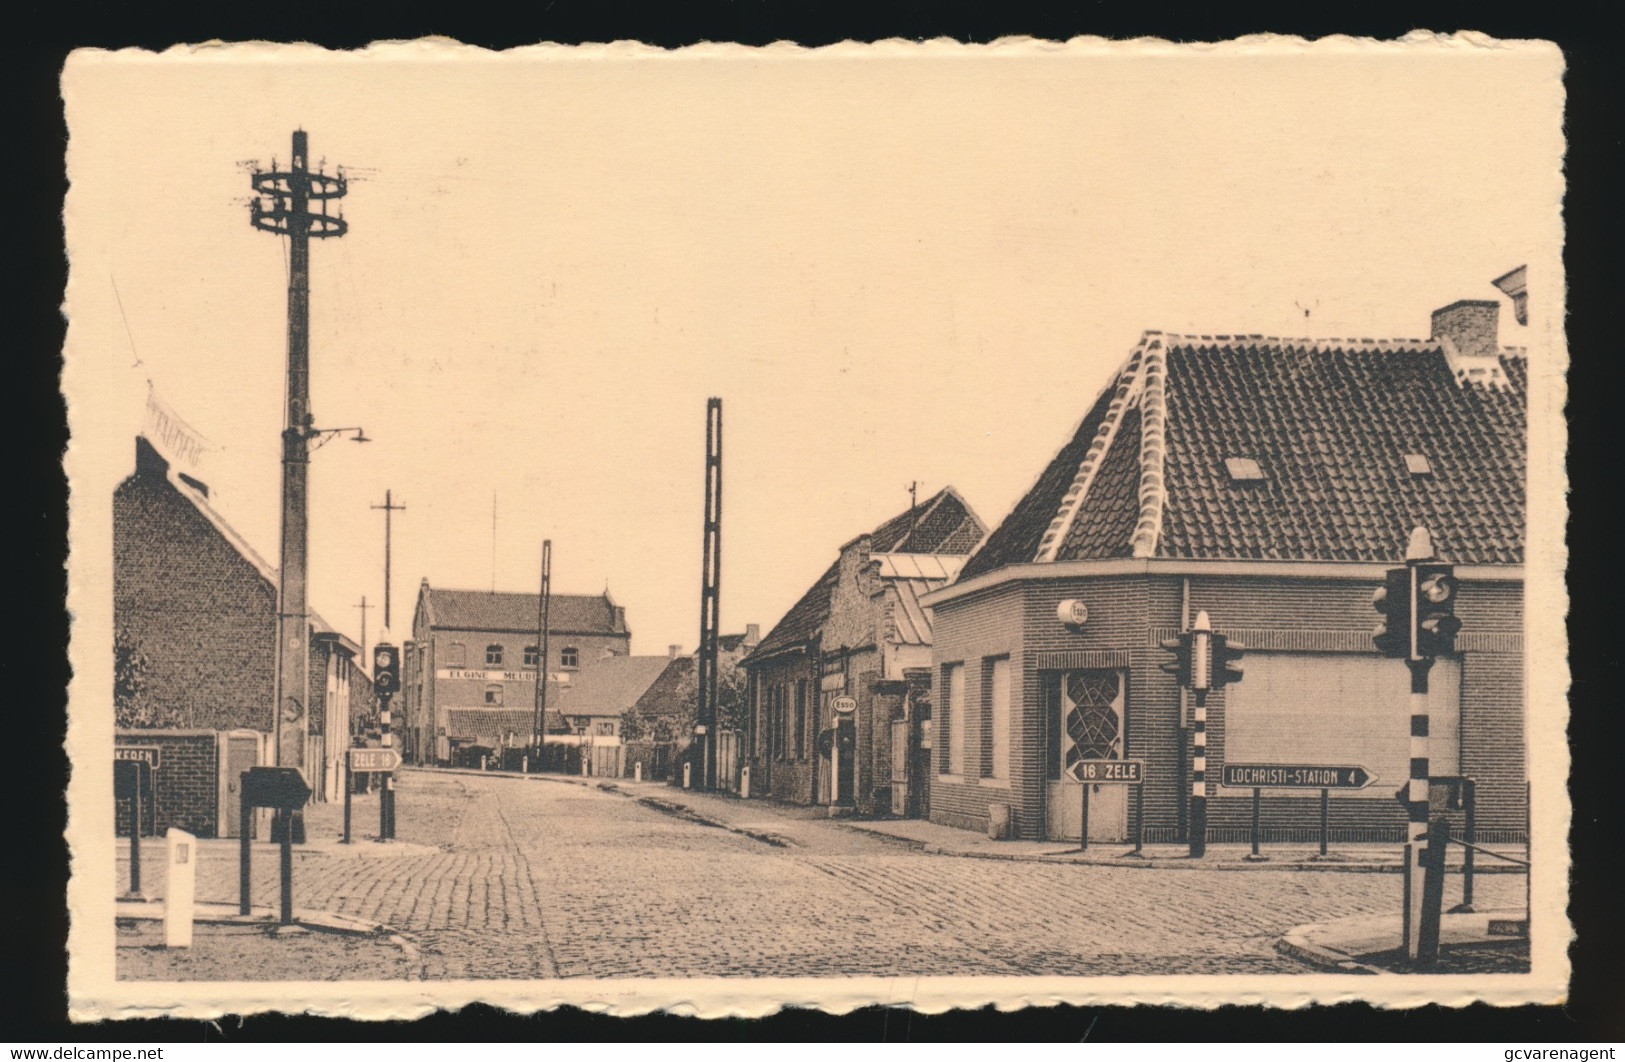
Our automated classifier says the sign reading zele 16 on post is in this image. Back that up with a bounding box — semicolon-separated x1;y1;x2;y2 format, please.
1221;764;1374;789
348;748;402;773
1066;759;1144;783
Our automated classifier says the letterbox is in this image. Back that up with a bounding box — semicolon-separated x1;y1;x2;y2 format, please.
240;766;311;810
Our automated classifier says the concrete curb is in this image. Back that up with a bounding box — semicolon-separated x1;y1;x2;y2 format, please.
1275;925;1384;974
116;900;423;964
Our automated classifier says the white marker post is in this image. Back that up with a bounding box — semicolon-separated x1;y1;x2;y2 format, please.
164;828;197;948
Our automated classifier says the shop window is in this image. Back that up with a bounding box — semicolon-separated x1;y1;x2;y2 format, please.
943;662;965;775
485;644;504;666
983;656;1011;780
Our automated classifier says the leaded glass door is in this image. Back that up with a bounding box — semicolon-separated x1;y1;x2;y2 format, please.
1044;669;1129;842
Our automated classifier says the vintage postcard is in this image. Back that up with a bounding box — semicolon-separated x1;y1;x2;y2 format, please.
63;34;1568;1019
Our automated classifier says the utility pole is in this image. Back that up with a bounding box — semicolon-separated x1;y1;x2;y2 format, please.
354;596;373;663
251;130;348;786
531;540;552;762
696;398;723;790
371;490;407;628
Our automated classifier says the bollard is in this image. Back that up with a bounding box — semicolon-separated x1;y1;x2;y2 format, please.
683;762;692;789
1417;815;1450;966
1243;787;1269;861
634;762;643;783
1452;778;1477;913
343;761;353;845
741;764;751;801
1319;787;1330;857
522;754;529;775
1079;783;1090;852
164;829;197;948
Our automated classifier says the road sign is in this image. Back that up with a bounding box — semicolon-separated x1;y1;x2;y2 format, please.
115;746;160;769
348;747;402;772
1222;764;1375;789
831;696;857;714
1066;758;1144;784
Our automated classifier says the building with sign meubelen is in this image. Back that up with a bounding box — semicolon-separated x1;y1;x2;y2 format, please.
920;294;1528;845
402;580;635;766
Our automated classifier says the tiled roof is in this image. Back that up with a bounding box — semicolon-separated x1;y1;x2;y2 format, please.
551;655;675;719
747;488;986;662
963;331;1526;574
422;586;628;635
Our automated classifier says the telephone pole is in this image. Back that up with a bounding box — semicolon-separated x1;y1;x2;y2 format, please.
696;398;723;790
531;540;553;760
371;490;407;628
251;130;348;778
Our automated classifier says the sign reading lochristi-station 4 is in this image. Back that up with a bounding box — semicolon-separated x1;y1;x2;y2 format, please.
1221;763;1375;789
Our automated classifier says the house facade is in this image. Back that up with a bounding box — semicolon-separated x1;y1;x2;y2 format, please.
113;432;374;834
923;298;1528;844
402;581;632;765
744;487;985;815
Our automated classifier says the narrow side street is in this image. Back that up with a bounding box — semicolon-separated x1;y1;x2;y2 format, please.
116;770;1527;980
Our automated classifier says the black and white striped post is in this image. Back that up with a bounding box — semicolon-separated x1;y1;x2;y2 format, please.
1401;527;1440;962
1189;611;1213;858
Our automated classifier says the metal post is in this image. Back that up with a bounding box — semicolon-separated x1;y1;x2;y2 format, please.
239;796;252;916
379;690;394;841
129;780;143;897
279;817;294;926
1319;787;1330;857
697;398;723;790
1133;781;1145;855
343;759;352;845
1079;783;1090;852
1250;787;1262;858
1417;814;1449;966
1452;778;1476;913
1189;689;1208;858
532;541;552;762
1404;657;1433;961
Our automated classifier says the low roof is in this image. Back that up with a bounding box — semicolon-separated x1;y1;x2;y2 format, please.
962;331;1526;577
551;655;677;719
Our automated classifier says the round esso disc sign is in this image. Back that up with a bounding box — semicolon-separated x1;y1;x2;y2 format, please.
1057;599;1089;626
831;696;858;714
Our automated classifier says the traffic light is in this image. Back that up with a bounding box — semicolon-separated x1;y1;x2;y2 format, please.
373;643;401;696
1159;631;1193;688
1372;566;1411;658
1414;561;1461;658
1211;634;1245;688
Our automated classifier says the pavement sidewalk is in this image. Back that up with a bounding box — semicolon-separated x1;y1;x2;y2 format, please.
1279;909;1531;973
595;775;1527;873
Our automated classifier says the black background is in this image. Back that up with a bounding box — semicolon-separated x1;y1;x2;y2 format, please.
10;0;1619;1043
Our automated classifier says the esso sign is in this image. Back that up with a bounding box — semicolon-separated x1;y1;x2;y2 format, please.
831;696;857;715
1057;599;1089;626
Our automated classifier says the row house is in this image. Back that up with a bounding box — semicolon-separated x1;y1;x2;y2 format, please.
743;487;986;815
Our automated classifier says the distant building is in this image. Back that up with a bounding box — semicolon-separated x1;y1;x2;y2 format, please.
402;581;631;765
113;431;374;835
743;487;986;815
924;298;1527;843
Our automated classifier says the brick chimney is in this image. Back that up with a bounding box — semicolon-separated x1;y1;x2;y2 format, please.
745;623;760;646
1431;299;1509;389
669;644;682;658
1431;300;1499;360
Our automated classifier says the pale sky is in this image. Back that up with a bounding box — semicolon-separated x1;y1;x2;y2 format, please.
63;38;1565;662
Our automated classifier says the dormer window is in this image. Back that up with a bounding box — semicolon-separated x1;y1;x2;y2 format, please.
1404;453;1433;476
1224;457;1265;483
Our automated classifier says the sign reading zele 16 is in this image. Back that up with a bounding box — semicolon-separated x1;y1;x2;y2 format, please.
1066;759;1144;784
348;748;402;772
1222;764;1375;789
115;746;160;769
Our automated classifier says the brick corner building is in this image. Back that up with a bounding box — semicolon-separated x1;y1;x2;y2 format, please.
923;297;1527;844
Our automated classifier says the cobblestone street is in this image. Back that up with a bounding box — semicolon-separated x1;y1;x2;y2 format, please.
116;770;1527;980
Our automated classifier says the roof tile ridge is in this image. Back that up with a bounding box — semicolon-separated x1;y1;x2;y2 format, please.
1033;333;1152;563
1160;331;1438;353
1129;335;1170;559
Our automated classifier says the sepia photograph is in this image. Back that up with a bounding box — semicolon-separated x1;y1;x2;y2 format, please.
60;34;1568;1019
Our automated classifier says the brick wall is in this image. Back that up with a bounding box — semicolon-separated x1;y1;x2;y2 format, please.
113;731;219;838
113;450;277;733
930;569;1526;842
